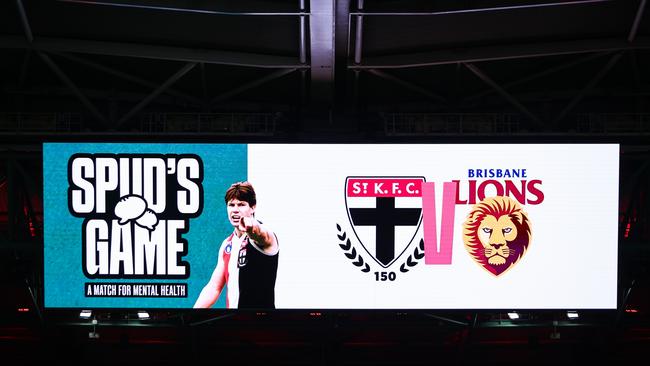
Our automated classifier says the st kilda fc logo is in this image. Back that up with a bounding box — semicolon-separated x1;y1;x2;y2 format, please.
336;177;426;281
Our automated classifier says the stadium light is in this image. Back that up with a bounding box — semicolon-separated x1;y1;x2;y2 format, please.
507;312;519;320
79;310;92;319
567;311;579;319
137;311;150;320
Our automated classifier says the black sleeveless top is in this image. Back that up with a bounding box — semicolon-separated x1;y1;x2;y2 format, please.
236;236;279;309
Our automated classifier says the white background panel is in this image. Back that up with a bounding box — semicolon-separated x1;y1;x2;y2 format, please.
248;144;619;309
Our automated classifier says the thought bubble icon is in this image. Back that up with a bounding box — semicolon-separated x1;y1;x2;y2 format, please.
114;195;147;225
135;209;159;231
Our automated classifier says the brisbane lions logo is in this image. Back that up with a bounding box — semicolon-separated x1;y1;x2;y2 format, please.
462;196;531;276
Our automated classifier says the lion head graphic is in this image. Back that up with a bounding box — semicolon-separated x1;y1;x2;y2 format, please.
462;196;532;276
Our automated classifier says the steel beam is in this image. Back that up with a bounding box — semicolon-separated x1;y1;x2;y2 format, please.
0;36;307;68
118;62;196;127
3;86;202;107
353;0;364;65
352;0;364;105
26;278;43;323
553;53;623;125
37;52;109;127
367;69;447;103
464;63;545;129
299;0;307;105
58;0;306;16
189;313;236;326
15;0;33;43
299;0;307;65
629;0;647;42
424;313;469;326
349;0;613;17
463;52;610;104
616;279;636;326
52;52;202;105
210;68;297;105
348;37;650;69
309;0;335;103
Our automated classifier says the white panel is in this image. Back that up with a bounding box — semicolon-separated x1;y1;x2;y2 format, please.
249;144;619;309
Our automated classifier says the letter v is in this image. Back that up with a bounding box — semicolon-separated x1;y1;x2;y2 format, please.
421;182;457;264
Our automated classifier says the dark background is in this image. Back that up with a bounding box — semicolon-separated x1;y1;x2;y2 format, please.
1;0;649;364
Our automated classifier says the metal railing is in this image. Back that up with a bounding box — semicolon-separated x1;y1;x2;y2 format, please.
141;112;279;135
575;113;650;134
0;113;83;132
383;113;521;135
383;112;650;135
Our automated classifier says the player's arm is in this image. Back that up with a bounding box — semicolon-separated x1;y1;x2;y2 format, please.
240;216;278;254
193;244;227;308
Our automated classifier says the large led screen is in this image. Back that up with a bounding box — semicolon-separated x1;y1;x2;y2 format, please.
44;143;619;309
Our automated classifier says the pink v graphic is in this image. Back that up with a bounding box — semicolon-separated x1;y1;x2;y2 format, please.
421;182;457;264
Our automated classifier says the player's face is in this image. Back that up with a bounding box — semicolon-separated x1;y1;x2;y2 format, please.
227;199;255;227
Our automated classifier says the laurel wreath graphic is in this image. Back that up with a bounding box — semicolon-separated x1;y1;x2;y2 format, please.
336;223;370;273
399;238;425;273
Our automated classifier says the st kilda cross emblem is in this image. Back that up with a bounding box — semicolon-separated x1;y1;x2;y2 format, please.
345;177;425;268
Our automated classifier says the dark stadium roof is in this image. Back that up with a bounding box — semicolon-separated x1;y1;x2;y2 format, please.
0;0;648;137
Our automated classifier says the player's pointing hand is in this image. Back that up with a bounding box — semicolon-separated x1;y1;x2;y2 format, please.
239;215;256;235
